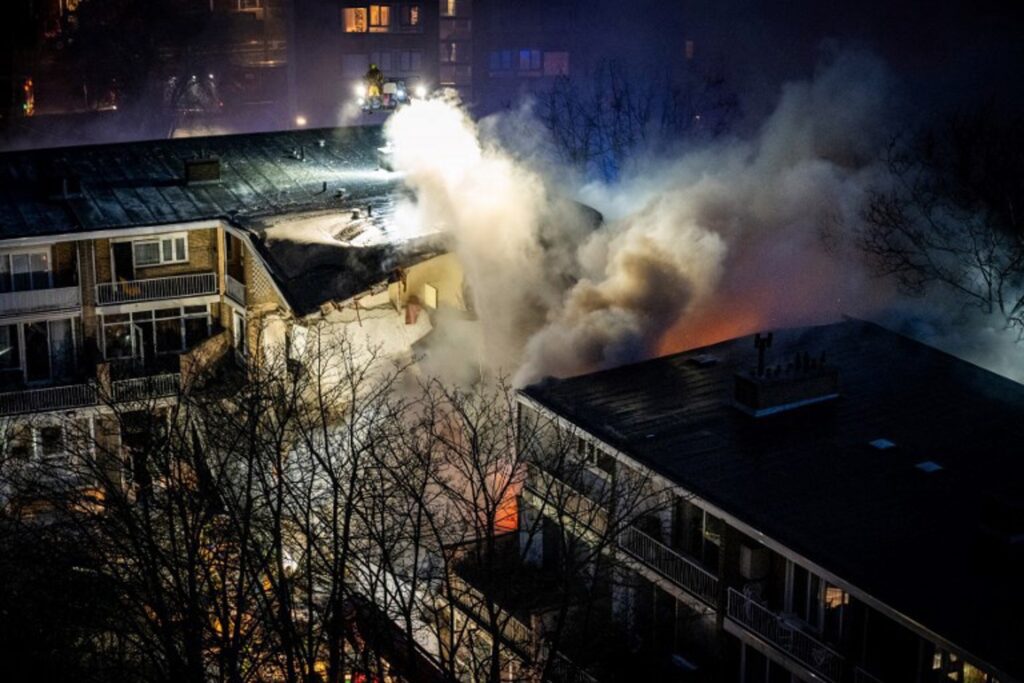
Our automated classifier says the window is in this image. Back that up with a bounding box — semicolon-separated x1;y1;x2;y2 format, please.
441;42;457;63
39;425;64;457
344;7;368;32
0;324;20;387
369;4;391;32
519;49;541;71
236;0;262;9
131;234;187;268
101;313;133;360
543;51;570;76
489;50;513;72
101;307;210;360
0;250;51;292
397;50;422;72
441;0;457;16
400;3;421;28
342;53;370;77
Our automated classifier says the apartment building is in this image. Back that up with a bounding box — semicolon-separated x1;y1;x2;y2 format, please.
0;125;464;454
292;0;440;127
516;320;1023;683
439;0;474;101
470;0;576;114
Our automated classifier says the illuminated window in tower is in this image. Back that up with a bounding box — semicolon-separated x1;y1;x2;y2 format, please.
369;5;391;32
442;0;457;17
344;8;368;32
404;4;421;26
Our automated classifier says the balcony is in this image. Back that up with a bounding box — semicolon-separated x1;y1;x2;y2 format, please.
726;588;843;683
226;274;246;305
96;272;217;306
0;373;181;417
0;382;97;416
854;668;885;683
0;286;81;317
523;464;609;536
618;526;719;607
110;373;180;403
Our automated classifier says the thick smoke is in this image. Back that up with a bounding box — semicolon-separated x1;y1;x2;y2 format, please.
386;54;1021;385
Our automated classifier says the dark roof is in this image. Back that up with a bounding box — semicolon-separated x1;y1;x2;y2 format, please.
0;126;395;238
523;319;1024;679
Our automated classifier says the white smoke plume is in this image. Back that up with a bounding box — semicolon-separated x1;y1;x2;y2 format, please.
385;54;1021;385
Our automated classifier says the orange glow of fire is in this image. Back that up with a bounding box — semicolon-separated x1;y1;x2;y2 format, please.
656;304;765;356
494;477;520;533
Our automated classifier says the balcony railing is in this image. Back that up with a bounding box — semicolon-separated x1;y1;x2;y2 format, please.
449;572;533;648
111;373;181;403
0;383;97;416
0;286;81;317
96;272;217;305
726;588;843;683
548;652;600;683
226;274;246;305
525;464;608;535
854;667;885;683
618;526;719;607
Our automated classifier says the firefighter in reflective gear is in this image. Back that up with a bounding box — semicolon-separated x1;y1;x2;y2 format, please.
365;63;384;98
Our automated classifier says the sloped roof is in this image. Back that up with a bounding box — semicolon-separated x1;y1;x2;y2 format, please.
0;126;395;237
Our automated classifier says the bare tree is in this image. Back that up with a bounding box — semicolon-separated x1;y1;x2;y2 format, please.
540;60;738;181
860;108;1024;334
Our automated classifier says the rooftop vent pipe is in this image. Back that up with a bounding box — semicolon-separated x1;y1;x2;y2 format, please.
734;334;839;417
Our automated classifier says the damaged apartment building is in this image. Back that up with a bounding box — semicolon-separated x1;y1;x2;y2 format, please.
501;320;1023;683
0;125;465;462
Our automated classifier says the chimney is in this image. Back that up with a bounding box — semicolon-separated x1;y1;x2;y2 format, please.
734;335;839;417
184;157;221;185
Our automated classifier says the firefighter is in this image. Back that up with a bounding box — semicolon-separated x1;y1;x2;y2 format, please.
365;63;384;98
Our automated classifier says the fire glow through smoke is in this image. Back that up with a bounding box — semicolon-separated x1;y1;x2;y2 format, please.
384;55;1023;385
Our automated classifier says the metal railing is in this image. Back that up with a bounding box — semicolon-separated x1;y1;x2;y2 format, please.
447;572;534;652
111;373;181;402
618;526;719;606
547;652;600;683
525;464;609;535
0;383;97;416
96;272;217;305
0;286;81;316
225;274;246;305
726;588;843;683
854;667;885;683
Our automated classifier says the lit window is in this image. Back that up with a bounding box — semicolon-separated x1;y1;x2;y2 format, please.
132;234;188;268
369;5;391;32
236;0;262;9
823;585;848;608
441;0;457;17
344;7;368;32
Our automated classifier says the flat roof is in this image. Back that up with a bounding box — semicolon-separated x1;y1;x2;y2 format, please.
523;319;1024;679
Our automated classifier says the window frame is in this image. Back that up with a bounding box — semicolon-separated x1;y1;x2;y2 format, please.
128;233;189;269
0;247;53;292
368;4;392;32
343;7;368;32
